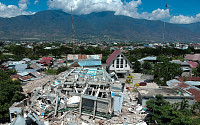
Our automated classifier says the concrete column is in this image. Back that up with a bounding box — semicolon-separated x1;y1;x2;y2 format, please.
79;95;82;117
93;100;97;119
121;83;125;93
107;97;112;114
54;95;58;117
9;111;12;122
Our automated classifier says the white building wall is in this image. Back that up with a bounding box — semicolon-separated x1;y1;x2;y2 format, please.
108;54;130;71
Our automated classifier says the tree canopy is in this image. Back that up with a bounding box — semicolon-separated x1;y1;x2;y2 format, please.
0;70;24;119
133;60;141;73
146;95;200;125
192;64;200;76
154;62;182;86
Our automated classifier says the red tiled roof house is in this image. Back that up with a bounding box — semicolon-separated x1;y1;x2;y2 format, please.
40;57;53;66
185;54;200;62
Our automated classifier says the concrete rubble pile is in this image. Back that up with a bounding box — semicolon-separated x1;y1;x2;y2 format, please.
9;67;148;125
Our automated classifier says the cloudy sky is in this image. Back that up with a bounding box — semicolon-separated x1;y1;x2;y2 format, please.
0;0;200;24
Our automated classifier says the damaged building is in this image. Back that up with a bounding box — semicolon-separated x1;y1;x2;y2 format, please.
9;67;125;125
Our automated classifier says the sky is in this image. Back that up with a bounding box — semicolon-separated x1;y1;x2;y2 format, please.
0;0;200;24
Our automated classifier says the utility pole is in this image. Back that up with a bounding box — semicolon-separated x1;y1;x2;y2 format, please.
161;2;167;54
71;6;75;53
163;3;167;43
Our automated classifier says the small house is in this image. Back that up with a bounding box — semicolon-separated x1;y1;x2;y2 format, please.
137;87;195;107
40;57;53;66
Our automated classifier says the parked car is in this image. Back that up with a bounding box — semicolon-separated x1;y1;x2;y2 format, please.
139;82;147;86
144;79;154;83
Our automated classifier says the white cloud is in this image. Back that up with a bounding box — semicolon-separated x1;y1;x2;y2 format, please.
18;0;29;10
170;13;200;24
0;0;35;18
34;0;39;5
149;8;170;20
48;0;123;15
48;0;170;21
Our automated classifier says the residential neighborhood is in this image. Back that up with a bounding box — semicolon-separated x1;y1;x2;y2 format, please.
1;0;200;124
0;41;200;125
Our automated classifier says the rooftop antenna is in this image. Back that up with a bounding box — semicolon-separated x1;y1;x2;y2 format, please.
71;6;75;53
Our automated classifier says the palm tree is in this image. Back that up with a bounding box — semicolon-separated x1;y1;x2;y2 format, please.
132;83;139;92
126;75;133;84
191;102;200;114
172;102;181;111
180;99;189;110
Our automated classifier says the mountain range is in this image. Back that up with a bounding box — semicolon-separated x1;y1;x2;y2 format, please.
0;10;200;42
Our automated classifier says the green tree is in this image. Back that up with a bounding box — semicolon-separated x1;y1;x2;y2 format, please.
128;56;137;64
196;64;200;76
146;95;194;125
102;55;108;63
192;64;200;76
0;70;23;119
133;60;141;73
59;46;73;55
45;69;57;75
85;46;95;54
146;95;176;124
56;66;68;74
180;99;190;110
191;101;200;114
154;62;182;86
142;61;152;70
157;54;170;62
52;48;61;58
171;114;193;125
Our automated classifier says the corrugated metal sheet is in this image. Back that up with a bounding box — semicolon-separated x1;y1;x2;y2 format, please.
67;54;102;60
19;75;32;81
166;79;181;87
170;60;190;66
78;55;87;59
167;78;200;102
182;67;190;71
186;88;200;101
18;69;37;73
68;54;79;60
15;64;28;72
41;57;53;61
138;56;157;62
17;72;29;76
78;60;101;67
113;93;123;115
30;63;42;69
185;54;200;61
11;115;26;125
22;58;31;62
185;81;200;86
178;77;200;81
11;74;21;79
187;61;198;68
9;107;22;114
87;55;102;59
30;71;42;78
